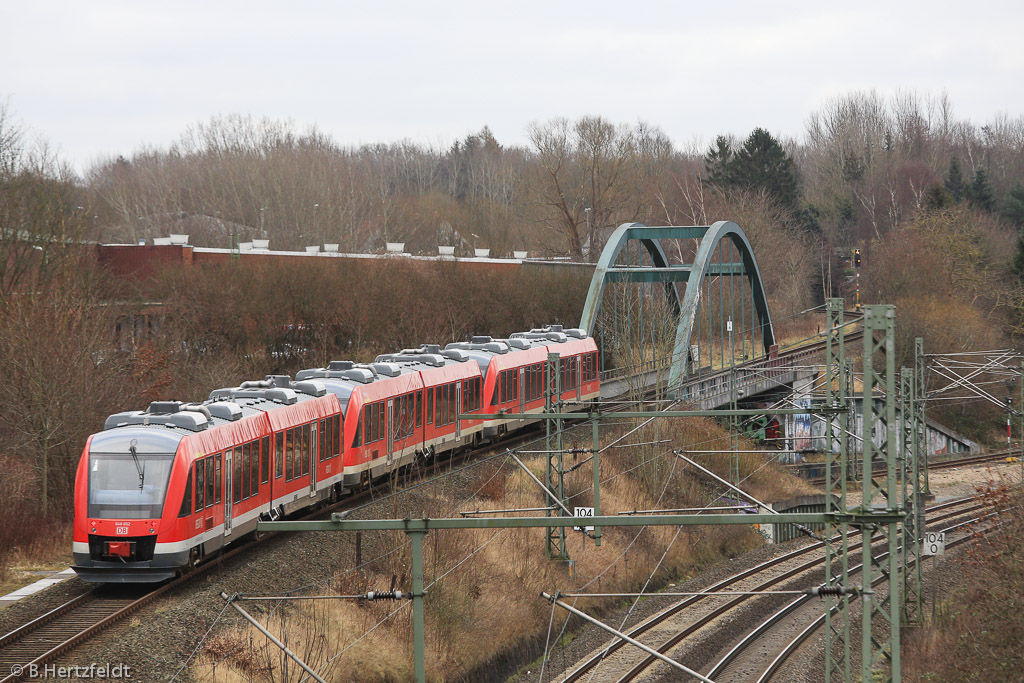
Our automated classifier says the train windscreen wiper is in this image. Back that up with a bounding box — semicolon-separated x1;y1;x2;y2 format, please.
129;444;145;490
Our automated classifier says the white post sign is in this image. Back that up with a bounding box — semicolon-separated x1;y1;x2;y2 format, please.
573;506;594;532
923;531;945;556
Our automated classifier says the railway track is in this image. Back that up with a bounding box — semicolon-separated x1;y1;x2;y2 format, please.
711;511;987;682
556;497;980;682
804;448;1016;487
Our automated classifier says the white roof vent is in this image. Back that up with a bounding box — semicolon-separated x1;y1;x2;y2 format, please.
386;242;405;254
153;237;172;246
305;246;320;254
514;250;528;259
253;239;270;250
474;248;490;258
438;246;455;257
324;243;339;252
372;363;401;377
169;234;190;245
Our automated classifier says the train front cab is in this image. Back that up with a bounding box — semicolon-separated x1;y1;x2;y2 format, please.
73;429;189;583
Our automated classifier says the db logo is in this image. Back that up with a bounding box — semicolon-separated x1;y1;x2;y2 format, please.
115;526;129;535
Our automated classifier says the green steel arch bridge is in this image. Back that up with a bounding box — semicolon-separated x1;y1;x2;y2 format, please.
580;221;797;406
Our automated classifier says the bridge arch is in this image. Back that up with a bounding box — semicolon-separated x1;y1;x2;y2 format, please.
579;221;776;390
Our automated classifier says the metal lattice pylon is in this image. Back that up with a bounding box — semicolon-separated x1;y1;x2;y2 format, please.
900;367;924;626
823;298;852;682
859;305;901;682
545;352;567;559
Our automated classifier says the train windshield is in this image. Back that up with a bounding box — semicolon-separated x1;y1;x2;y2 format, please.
88;452;174;519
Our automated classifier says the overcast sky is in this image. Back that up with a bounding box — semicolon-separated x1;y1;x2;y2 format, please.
3;1;1023;173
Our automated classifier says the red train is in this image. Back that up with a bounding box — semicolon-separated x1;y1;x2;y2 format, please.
72;326;599;582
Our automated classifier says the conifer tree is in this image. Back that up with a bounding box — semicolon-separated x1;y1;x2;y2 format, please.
703;128;798;210
1002;181;1024;229
703;135;734;186
944;157;967;203
730;128;799;209
968;166;996;212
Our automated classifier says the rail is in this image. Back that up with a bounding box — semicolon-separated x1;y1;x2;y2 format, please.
559;497;975;682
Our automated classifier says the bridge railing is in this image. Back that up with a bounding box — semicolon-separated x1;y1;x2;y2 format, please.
675;347;821;407
597;340;834;407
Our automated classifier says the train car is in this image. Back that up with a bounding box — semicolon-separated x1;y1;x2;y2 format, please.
448;325;600;439
296;346;485;489
297;360;424;489
378;346;485;457
72;378;341;583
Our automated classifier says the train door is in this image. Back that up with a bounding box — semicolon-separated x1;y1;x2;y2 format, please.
309;422;318;497
519;367;525;412
576;356;582;401
224;449;233;536
455;383;462;439
386;400;394;465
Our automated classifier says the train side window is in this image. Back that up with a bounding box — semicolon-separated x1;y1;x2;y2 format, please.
427;389;433;424
251;440;260;491
179;465;193;517
233;447;243;503
285;429;294;480
195;458;206;510
261;436;270;484
448;383;456;424
440;385;448;426
434;387;442;425
334;414;342;457
319;419;326;463
325;416;332;459
379;403;387;440
275;432;284;478
205;456;215;508
302;424;311;475
369;403;378;443
405;394;413;436
353;418;362;447
215;453;222;504
416;391;422;427
242;443;251;499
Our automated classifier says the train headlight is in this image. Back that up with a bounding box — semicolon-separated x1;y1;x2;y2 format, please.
149;528;156;534
90;527;96;533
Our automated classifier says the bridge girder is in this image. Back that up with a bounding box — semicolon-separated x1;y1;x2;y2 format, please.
579;221;776;390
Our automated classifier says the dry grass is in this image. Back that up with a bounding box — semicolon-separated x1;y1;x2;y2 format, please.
195;416;815;682
902;477;1024;682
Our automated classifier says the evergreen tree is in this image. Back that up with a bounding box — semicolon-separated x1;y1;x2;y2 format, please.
968;166;996;212
923;183;953;211
1002;181;1024;229
944;157;967;203
703;135;733;186
1011;229;1024;283
729;128;799;209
